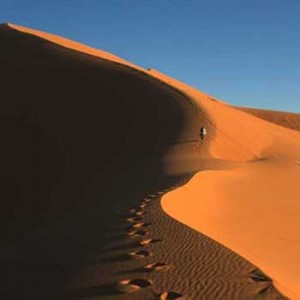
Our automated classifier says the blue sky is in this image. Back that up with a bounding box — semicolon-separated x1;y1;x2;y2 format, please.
1;0;300;112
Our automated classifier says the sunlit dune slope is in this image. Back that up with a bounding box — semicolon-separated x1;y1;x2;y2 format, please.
153;68;300;298
0;23;197;246
148;69;300;167
6;23;142;71
236;106;300;131
1;22;300;299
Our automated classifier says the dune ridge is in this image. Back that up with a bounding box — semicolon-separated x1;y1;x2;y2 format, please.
149;69;300;298
148;69;300;162
152;73;300;298
0;23;297;299
68;187;287;299
5;23;143;71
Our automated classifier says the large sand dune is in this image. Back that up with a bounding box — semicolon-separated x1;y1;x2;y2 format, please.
149;70;300;298
150;75;300;298
1;23;299;299
0;23;197;246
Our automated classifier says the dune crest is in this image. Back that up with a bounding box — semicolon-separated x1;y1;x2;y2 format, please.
152;67;300;298
149;69;300;163
1;23;298;299
5;23;143;71
154;72;300;298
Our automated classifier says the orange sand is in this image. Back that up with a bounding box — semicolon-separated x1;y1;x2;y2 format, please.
156;71;300;298
7;23;143;71
2;23;300;299
162;160;300;299
237;106;300;131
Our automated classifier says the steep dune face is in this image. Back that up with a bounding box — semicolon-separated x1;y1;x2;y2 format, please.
1;23;299;299
6;23;141;70
0;24;197;246
8;23;299;248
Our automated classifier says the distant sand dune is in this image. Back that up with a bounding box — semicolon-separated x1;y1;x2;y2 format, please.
236;106;300;131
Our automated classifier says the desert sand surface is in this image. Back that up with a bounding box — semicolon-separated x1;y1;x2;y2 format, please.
153;73;300;298
0;23;298;299
236;106;300;132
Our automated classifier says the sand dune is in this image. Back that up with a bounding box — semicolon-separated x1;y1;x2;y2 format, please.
0;23;193;246
153;73;300;297
162;160;300;299
236;106;300;131
148;69;300;162
0;23;297;299
6;23;143;71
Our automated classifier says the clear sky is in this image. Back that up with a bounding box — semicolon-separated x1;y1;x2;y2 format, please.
1;0;300;112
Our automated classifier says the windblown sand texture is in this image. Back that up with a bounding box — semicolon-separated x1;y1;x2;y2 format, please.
1;23;299;299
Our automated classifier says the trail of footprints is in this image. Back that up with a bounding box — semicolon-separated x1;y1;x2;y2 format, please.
113;186;275;299
116;187;184;300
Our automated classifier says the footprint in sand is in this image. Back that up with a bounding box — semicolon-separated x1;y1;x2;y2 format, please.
144;262;169;272
126;216;143;223
249;269;271;283
129;250;152;258
116;279;152;293
135;210;146;216
258;285;272;295
148;194;157;198
140;238;162;246
126;230;149;238
158;291;184;299
139;203;147;209
132;222;151;229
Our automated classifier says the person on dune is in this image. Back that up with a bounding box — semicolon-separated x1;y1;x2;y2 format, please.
195;126;207;153
199;126;207;141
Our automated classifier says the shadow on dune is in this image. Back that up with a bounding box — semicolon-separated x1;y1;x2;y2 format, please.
68;283;123;298
0;25;188;245
0;25;194;299
0;24;192;244
114;267;149;276
0;230;88;299
86;253;132;265
101;241;142;252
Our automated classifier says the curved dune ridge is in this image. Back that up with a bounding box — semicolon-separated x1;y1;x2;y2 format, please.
5;23;142;71
155;75;300;297
0;23;299;299
0;22;197;244
154;69;300;298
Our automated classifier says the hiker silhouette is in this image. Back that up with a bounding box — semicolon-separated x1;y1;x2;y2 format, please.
199;127;207;141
